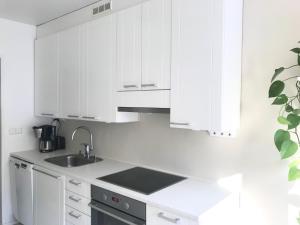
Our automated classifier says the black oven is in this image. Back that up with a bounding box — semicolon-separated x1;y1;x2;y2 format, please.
90;185;146;225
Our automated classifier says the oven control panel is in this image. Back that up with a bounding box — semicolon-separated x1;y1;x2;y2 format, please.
91;185;146;220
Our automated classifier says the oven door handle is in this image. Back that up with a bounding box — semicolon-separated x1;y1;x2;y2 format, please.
89;201;145;225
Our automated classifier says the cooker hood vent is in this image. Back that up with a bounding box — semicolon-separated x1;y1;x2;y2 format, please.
118;107;170;114
92;1;111;15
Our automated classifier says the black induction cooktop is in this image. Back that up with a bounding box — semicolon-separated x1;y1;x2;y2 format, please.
98;167;186;195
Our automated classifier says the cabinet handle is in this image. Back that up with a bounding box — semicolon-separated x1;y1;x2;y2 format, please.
41;113;54;116
69;179;81;186
68;211;81;219
141;83;156;88
82;116;96;120
123;85;138;88
170;122;190;126
69;195;81;202
21;163;27;169
158;212;180;224
67;115;79;118
33;168;61;179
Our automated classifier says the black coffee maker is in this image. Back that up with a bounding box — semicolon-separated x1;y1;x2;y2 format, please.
33;119;65;153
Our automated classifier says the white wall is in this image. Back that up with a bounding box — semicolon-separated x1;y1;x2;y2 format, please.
61;0;300;225
0;19;44;225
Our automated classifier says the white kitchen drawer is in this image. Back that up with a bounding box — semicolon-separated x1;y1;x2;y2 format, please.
66;177;90;198
66;206;91;225
147;206;197;225
66;191;91;216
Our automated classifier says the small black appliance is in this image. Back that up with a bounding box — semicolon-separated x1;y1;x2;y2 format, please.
33;119;65;153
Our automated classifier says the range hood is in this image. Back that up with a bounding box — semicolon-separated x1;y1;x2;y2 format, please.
118;107;170;114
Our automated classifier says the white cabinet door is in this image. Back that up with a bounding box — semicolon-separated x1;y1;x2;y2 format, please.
141;0;171;90
59;26;81;119
16;162;34;225
117;5;142;91
170;0;242;134
33;167;65;225
147;206;198;225
10;157;34;225
170;0;213;130
9;159;19;222
84;14;117;121
35;34;59;117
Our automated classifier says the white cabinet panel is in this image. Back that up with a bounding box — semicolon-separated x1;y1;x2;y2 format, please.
35;34;59;117
170;0;242;134
66;191;91;216
171;0;213;130
59;26;81;119
33;167;65;225
84;14;117;121
142;0;171;90
9;157;34;225
117;5;142;91
66;206;91;225
147;206;198;225
66;177;91;199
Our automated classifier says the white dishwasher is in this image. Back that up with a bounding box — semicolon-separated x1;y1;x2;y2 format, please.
9;156;34;225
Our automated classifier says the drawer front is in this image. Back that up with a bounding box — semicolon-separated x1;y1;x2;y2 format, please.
66;177;90;198
147;206;197;225
66;191;91;216
66;206;91;225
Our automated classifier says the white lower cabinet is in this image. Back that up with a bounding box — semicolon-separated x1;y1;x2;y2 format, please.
66;191;91;216
147;206;198;225
33;166;65;225
66;206;91;225
66;176;91;199
66;176;91;225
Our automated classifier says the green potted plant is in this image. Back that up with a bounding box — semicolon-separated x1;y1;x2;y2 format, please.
269;43;300;224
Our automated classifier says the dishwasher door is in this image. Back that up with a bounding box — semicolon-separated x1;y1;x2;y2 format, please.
33;166;65;225
9;157;34;225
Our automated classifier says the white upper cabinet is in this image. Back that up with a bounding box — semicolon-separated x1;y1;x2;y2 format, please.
116;5;142;91
116;0;172;92
59;26;81;119
34;0;242;133
35;34;59;117
141;0;171;90
170;0;243;136
84;14;117;121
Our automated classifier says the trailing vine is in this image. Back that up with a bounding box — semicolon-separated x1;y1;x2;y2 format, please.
269;43;300;224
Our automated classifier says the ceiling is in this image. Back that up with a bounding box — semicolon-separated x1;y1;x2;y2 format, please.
0;0;100;25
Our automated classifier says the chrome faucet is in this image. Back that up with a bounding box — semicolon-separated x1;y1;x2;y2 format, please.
71;126;94;159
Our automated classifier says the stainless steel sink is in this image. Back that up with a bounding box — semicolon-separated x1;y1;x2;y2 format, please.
45;154;102;167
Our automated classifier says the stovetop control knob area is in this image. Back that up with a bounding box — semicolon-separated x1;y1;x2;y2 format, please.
124;202;130;210
102;193;108;201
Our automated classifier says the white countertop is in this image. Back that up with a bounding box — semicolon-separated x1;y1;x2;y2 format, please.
11;149;235;221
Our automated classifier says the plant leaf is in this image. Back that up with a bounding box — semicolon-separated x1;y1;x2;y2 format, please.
289;165;300;181
280;139;298;159
272;94;288;105
289;159;300;168
277;116;291;125
287;113;300;129
286;104;294;112
274;129;290;151
269;80;285;98
271;67;285;82
293;109;300;114
291;48;300;54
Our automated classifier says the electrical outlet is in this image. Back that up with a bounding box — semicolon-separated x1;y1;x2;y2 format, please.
9;128;23;135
